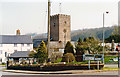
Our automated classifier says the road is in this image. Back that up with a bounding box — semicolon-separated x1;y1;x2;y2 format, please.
104;64;118;67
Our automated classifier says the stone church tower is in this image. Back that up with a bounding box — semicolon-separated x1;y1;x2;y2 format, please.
50;14;71;43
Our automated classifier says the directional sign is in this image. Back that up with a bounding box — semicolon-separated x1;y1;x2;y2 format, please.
94;55;103;61
83;54;103;61
84;54;94;60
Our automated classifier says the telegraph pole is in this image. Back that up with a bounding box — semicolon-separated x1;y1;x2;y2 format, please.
47;0;51;58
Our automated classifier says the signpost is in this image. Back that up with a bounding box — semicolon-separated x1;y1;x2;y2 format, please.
83;54;103;70
84;54;94;70
94;55;103;70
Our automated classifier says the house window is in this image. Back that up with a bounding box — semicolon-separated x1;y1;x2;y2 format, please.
21;44;24;47
27;44;30;47
0;50;2;54
0;44;2;47
14;44;17;47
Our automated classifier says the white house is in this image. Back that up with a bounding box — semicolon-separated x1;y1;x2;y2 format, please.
0;35;33;64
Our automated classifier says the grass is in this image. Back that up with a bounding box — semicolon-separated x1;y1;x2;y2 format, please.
103;67;118;70
71;61;88;64
56;58;62;63
104;56;118;64
0;64;6;66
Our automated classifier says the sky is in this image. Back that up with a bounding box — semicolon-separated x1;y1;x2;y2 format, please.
0;0;119;35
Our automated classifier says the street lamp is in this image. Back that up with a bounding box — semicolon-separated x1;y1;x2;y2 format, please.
103;11;109;64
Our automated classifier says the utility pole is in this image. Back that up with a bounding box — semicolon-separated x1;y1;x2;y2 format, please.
47;0;51;58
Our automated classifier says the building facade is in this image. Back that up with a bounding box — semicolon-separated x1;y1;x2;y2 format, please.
0;35;33;63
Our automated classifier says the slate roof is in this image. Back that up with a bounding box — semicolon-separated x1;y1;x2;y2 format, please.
0;35;33;44
9;51;30;58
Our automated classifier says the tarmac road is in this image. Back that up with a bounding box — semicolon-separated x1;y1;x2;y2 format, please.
104;64;118;67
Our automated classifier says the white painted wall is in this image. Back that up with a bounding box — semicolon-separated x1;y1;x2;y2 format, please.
0;43;33;63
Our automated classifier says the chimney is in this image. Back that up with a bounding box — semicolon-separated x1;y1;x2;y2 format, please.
16;29;20;35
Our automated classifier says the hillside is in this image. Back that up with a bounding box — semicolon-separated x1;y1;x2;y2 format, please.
71;26;115;41
27;26;115;41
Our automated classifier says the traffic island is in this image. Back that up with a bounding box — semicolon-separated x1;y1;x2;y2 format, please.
7;63;104;71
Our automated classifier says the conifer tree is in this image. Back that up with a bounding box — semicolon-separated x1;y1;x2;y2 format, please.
64;41;74;55
34;41;48;63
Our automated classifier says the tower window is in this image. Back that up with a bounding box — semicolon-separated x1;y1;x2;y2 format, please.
64;21;66;24
54;23;55;27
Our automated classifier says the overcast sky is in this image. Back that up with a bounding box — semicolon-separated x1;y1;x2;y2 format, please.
0;0;119;35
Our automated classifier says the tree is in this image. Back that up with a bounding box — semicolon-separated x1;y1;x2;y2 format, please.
76;37;103;54
85;37;103;54
75;37;84;55
64;41;74;55
112;25;119;35
105;35;120;43
78;37;82;43
34;41;48;63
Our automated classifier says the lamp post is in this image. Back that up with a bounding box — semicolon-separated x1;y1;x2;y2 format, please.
116;44;120;68
103;11;109;64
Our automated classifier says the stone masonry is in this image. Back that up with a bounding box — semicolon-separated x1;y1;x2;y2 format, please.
50;14;71;43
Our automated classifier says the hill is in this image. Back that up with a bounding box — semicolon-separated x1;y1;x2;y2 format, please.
26;26;116;41
71;26;115;41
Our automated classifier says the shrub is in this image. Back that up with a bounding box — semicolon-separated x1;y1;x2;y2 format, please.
2;62;5;65
51;52;63;63
62;53;75;63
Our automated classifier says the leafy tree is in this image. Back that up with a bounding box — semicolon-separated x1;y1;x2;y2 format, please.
85;37;103;54
64;41;74;55
105;35;120;43
76;37;103;54
34;41;48;63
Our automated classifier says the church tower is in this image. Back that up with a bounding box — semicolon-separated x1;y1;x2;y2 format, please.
50;14;71;43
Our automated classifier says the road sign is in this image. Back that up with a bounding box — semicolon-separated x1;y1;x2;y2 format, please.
84;54;94;60
83;54;103;61
94;55;103;61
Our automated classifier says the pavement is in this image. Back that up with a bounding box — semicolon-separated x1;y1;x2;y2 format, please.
3;69;118;74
